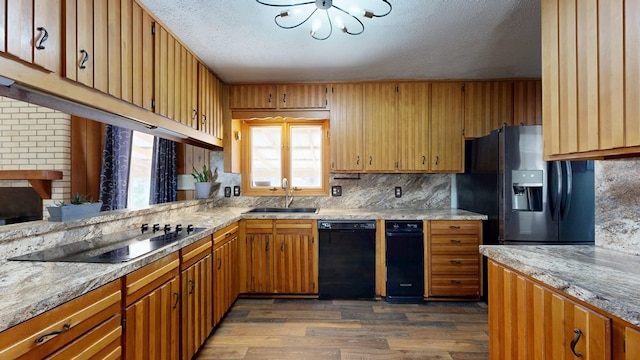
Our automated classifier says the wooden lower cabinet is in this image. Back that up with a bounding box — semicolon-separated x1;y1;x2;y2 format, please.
488;260;612;359
241;219;274;293
427;220;482;297
123;253;180;360
625;327;640;359
213;222;240;326
180;235;213;359
0;280;121;359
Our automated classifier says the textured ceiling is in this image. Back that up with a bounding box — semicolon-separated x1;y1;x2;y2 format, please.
138;0;542;83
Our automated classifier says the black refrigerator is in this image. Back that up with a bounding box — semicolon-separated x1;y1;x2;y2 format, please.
457;125;594;245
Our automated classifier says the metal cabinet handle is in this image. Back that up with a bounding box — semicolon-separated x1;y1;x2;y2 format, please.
369;156;373;165
268;93;272;103
172;292;180;309
282;93;286;103
449;225;461;229
192;109;198;121
450;280;461;284
36;27;49;50
79;49;89;69
435;155;440;166
281;241;285;251
570;328;583;357
422;155;426;165
35;323;71;343
356;156;360;165
201;114;207;125
450;239;461;244
265;239;269;251
217;257;222;270
188;279;195;294
450;260;462;265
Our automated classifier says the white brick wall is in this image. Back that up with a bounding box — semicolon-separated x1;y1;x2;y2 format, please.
0;96;71;218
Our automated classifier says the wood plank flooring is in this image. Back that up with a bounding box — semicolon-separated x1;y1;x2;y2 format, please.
195;299;488;359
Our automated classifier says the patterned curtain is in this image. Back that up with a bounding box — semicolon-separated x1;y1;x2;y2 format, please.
99;125;133;211
150;137;177;204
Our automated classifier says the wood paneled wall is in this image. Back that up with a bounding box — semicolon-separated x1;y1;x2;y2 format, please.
70;116;105;201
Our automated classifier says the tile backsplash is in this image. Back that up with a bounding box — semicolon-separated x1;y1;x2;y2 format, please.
595;159;640;255
209;152;451;210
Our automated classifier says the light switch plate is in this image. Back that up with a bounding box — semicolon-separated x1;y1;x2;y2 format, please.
233;186;241;196
224;186;231;197
395;186;402;198
331;185;342;197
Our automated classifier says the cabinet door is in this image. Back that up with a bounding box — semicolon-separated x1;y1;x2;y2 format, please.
6;0;33;64
93;0;108;93
0;0;5;53
124;277;180;360
33;0;61;73
273;220;317;294
464;81;513;138
229;84;277;109
513;80;542;126
626;327;640;360
130;2;154;110
213;242;227;326
364;82;397;171
279;84;326;109
430;82;464;172
329;83;364;172
181;255;213;360
228;234;239;310
397;82;430;171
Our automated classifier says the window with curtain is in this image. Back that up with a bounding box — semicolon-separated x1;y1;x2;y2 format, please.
241;117;329;196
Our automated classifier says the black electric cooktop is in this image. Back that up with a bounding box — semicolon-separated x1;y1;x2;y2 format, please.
9;224;206;263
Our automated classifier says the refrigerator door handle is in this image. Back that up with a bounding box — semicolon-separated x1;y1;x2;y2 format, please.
549;161;562;220
561;161;573;220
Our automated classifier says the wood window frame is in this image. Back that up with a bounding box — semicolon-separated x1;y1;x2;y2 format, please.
240;116;330;197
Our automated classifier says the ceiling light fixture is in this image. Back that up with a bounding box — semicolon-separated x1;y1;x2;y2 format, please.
256;0;392;40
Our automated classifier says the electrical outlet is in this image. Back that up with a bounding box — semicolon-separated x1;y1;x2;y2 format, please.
233;186;241;196
331;185;342;197
395;186;402;198
224;187;231;197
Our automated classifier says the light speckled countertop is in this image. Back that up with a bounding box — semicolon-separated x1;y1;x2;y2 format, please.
0;207;485;332
480;245;640;327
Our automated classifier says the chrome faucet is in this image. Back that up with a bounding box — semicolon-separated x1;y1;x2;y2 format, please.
282;177;293;208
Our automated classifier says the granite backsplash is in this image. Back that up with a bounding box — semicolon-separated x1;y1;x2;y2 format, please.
209;152;451;210
595;159;640;255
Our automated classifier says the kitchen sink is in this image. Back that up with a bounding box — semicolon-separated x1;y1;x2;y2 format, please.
244;207;319;214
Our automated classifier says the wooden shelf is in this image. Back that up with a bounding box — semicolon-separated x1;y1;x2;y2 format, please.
0;170;63;199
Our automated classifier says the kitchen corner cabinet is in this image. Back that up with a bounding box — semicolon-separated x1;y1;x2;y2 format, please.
430;82;465;172
397;82;431;171
198;63;224;140
180;235;213;360
0;280;122;359
240;219;318;295
213;222;240;326
488;260;611;359
542;0;640;159
364;82;397;171
329;83;365;172
123;253;180;360
464;81;513;139
4;0;61;73
229;84;326;109
427;220;482;297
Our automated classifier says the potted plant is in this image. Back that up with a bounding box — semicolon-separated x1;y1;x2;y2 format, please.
46;193;103;222
192;165;213;199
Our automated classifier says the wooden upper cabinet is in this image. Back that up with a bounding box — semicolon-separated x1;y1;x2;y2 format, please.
464;81;513;139
130;1;154;111
513;80;542;126
328;83;364;172
197;63;223;140
278;84;327;109
364;82;397;172
230;84;277;109
542;0;639;159
431;82;464;172
4;0;61;73
397;82;430;171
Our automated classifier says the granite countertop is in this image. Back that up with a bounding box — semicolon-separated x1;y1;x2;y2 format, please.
0;207;485;333
480;245;640;327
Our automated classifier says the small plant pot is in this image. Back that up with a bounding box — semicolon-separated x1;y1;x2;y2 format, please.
46;202;103;222
194;182;212;199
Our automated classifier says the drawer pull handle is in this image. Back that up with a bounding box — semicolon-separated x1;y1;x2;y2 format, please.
225;232;232;238
217;257;222;269
449;225;461;229
188;279;195;294
570;328;583;358
36;323;71;343
172;292;180;309
450;239;461;244
450;260;462;265
36;26;49;50
450;280;461;284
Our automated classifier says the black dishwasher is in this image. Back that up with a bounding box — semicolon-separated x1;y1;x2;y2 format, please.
386;220;424;303
318;220;376;299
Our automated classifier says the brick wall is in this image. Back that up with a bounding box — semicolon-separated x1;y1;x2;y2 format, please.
0;96;71;218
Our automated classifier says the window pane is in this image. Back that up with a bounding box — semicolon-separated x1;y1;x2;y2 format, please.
290;125;322;188
251;126;282;187
128;132;154;208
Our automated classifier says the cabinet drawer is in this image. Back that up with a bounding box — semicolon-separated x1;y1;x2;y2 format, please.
244;219;273;234
48;314;122;360
430;235;479;254
214;222;239;246
430;275;480;296
430;255;480;274
430;220;480;235
181;235;212;270
124;252;179;305
0;280;121;359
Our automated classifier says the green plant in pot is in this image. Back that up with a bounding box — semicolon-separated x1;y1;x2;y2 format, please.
192;165;214;199
46;193;103;222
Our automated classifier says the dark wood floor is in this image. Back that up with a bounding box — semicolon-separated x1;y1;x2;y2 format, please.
195;299;488;359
